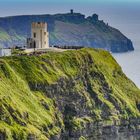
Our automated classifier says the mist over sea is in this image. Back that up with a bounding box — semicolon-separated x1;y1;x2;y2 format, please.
111;18;140;88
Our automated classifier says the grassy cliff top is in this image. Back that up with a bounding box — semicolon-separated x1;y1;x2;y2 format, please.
0;48;140;139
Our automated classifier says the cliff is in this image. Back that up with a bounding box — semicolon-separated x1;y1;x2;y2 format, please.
0;48;140;139
0;12;134;52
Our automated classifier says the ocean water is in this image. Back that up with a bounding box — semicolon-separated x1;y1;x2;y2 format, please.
108;18;140;88
113;49;140;88
111;21;140;88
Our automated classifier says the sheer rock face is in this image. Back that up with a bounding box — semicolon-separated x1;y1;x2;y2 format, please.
0;48;140;139
0;12;134;52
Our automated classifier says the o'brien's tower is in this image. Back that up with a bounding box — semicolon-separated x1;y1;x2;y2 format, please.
27;22;49;49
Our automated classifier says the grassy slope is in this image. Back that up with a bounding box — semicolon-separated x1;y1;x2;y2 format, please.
0;48;140;139
0;60;62;139
0;28;25;44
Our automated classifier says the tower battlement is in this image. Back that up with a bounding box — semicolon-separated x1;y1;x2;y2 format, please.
32;22;47;29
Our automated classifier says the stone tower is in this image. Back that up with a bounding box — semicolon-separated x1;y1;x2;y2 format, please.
31;22;49;49
70;9;74;14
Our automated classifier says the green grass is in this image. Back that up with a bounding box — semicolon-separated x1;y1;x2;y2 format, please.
0;59;63;139
0;28;11;41
0;48;140;139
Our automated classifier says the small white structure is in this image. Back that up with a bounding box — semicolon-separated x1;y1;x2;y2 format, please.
27;22;49;49
0;48;11;57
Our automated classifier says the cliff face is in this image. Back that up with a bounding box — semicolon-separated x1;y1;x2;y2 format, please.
0;48;140;140
0;12;134;52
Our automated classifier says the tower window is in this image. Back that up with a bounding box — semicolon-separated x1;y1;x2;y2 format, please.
34;33;36;38
34;41;36;48
44;32;46;35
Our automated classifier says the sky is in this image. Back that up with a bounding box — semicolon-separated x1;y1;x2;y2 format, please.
0;0;140;17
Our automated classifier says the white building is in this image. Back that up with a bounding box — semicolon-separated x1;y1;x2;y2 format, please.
0;48;11;57
27;22;49;49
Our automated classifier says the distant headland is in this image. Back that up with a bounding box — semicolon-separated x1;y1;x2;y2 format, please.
0;10;134;53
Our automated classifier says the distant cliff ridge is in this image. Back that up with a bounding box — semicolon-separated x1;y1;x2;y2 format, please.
0;10;134;52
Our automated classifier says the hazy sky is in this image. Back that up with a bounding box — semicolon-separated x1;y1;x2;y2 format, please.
0;0;140;27
0;0;140;17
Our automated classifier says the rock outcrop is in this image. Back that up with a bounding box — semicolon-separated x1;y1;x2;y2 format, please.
0;48;139;139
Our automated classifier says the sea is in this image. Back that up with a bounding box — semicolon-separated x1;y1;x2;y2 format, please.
108;16;140;88
113;48;140;88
